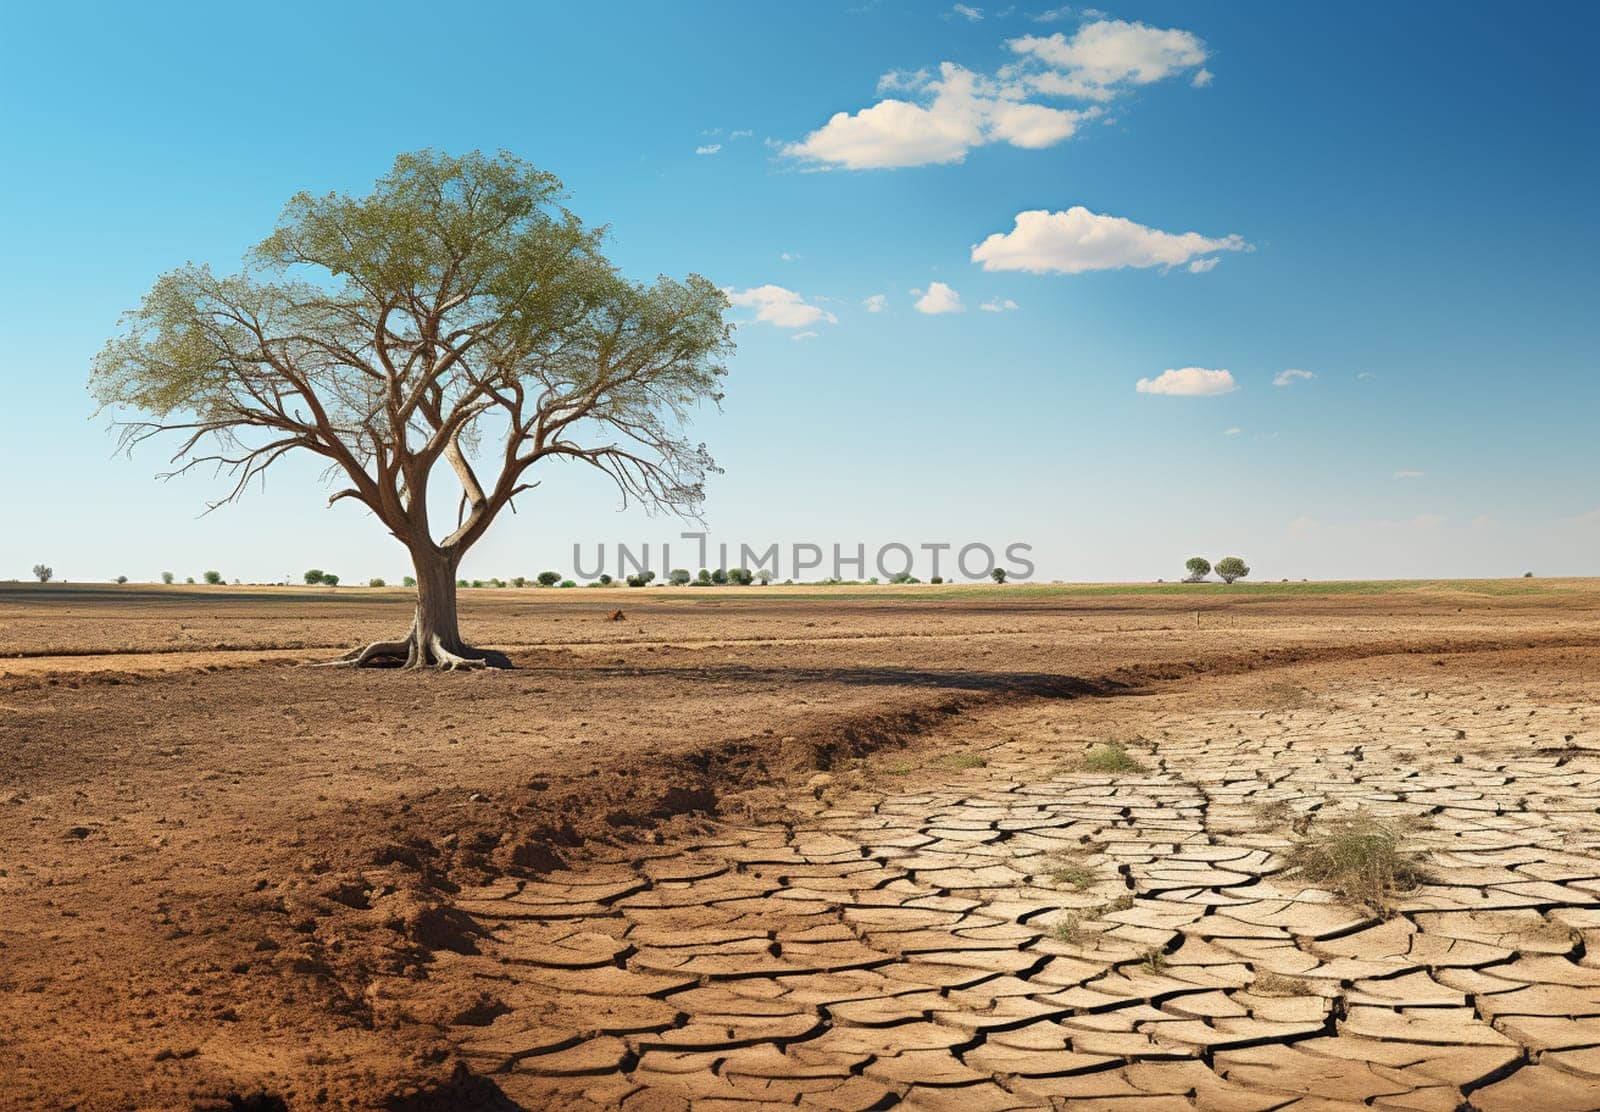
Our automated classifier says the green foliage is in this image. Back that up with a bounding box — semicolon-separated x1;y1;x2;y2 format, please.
991;567;1007;583
696;569;712;585
711;568;729;585
1215;556;1250;584
32;564;52;583
115;575;129;584
598;573;613;585
185;576;195;584
161;571;175;584
537;571;561;586
756;569;772;585
89;150;735;578
402;576;416;587
729;567;753;585
321;573;339;587
1184;556;1211;581
1286;813;1430;911
511;575;527;588
368;578;385;587
303;569;325;584
203;570;223;584
470;579;484;588
558;579;576;588
457;578;470;588
930;575;943;584
669;568;691;585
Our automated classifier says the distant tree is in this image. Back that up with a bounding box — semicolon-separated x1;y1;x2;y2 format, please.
185;576;196;584
161;571;175;584
322;573;340;587
728;568;752;585
1524;571;1534;578
304;569;325;584
402;576;417;587
203;570;223;584
991;567;1007;584
669;568;692;585
696;568;712;585
1184;556;1211;582
91;150;732;669
31;564;52;583
114;575;129;584
930;576;943;584
757;569;772;585
536;571;561;587
558;579;576;588
598;573;613;585
510;575;527;588
640;569;656;584
369;577;386;587
711;568;729;585
1215;556;1250;584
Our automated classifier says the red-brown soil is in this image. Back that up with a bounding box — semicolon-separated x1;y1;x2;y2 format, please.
2;580;1598;1110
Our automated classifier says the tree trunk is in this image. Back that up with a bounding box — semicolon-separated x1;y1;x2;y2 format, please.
324;544;512;669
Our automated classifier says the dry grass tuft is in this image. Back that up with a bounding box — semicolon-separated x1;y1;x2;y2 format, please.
939;752;988;770
1285;812;1430;911
1251;971;1313;997
1044;852;1097;889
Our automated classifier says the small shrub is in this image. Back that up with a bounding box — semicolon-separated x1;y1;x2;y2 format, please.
930;575;943;584
470;579;485;588
757;570;772;585
321;573;339;587
402;576;417;587
368;577;385;587
711;568;728;585
1078;743;1147;774
696;569;712;585
1285;813;1430;911
203;570;223;585
598;573;613;585
489;577;505;588
511;575;527;588
558;579;576;588
457;578;470;588
625;574;645;587
1139;948;1169;974
114;575;128;584
536;571;561;587
1051;914;1087;944
185;576;195;584
1524;571;1534;578
669;568;692;585
991;567;1008;584
303;569;325;584
729;567;753;585
1046;854;1097;889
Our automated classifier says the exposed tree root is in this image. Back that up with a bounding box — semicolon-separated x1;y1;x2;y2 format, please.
313;626;513;671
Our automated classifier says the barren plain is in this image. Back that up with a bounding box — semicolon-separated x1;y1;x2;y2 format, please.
3;580;1600;1111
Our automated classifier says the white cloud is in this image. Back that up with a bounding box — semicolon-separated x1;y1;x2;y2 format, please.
862;293;888;313
1135;367;1237;396
1187;257;1219;274
695;143;722;155
1007;19;1208;93
791;331;819;342
1030;5;1074;21
980;297;1019;312
1357;371;1377;380
1191;68;1213;88
913;282;965;314
783;17;1206;170
1393;470;1425;479
1224;426;1242;436
723;285;839;329
780;251;802;261
729;129;753;140
971;207;1249;274
1272;368;1316;387
783;64;1093;170
1413;513;1446;529
950;3;984;20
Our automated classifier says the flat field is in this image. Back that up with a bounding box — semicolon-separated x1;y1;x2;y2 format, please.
3;580;1600;1110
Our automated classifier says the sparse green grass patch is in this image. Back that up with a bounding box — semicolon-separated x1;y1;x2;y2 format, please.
1285;812;1430;911
1077;742;1147;774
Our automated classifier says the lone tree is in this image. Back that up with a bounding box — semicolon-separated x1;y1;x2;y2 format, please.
92;150;732;669
1215;556;1250;584
32;564;53;583
1184;556;1211;582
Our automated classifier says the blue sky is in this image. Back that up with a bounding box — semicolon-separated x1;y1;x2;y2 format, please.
2;1;1596;583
